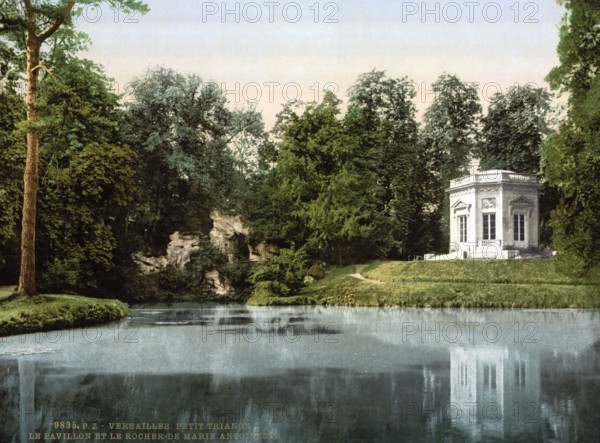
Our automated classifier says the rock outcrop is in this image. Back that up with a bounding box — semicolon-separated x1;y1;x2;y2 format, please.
132;253;168;274
204;270;229;295
249;241;279;262
209;210;250;262
133;211;279;295
166;231;201;269
133;231;201;273
133;211;254;295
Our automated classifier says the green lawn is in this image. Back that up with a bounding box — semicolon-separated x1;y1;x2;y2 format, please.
0;286;14;301
0;287;129;337
247;260;600;308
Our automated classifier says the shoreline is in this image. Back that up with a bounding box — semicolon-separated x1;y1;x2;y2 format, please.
247;260;600;308
0;288;129;338
2;258;599;337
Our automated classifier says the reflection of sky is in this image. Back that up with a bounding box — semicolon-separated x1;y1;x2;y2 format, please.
0;306;598;377
1;305;598;442
74;0;566;128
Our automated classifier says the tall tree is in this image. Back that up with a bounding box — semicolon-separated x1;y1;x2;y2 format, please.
225;106;270;215
124;67;264;251
543;0;600;276
420;74;482;252
249;91;391;264
0;89;25;281
348;70;421;257
422;74;481;181
36;55;137;294
0;0;148;296
478;85;553;174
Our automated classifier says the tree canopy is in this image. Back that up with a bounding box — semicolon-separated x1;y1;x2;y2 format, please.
0;1;593;298
542;0;600;277
124;67;266;251
0;0;148;295
419;74;482;252
478;85;553;174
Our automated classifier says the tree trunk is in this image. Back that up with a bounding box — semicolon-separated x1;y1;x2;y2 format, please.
18;34;41;297
16;0;76;296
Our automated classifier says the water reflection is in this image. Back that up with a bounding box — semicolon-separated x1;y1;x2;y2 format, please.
449;347;541;440
0;305;598;442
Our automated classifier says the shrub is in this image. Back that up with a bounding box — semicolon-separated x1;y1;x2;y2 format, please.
307;262;327;280
248;247;308;292
222;260;253;299
40;257;82;294
252;281;291;299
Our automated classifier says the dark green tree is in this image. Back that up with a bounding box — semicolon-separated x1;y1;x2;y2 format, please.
249;91;393;265
0;88;25;282
478;85;553;174
348;70;421;257
543;0;600;277
420;74;482;252
33;54;138;294
422;74;481;180
124;67;264;252
0;0;149;296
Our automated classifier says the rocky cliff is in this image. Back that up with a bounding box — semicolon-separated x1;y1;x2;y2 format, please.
133;211;276;295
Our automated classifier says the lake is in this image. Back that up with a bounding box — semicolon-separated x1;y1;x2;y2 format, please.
1;304;599;442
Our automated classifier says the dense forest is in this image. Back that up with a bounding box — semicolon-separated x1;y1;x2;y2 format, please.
0;1;598;301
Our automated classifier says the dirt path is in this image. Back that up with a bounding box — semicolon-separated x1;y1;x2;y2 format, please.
348;273;384;285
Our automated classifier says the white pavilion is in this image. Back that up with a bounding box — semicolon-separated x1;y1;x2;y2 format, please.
426;170;541;260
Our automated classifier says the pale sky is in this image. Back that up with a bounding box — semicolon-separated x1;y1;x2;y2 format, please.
76;0;566;129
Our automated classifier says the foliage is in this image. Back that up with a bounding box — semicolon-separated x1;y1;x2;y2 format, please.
542;0;600;277
25;54;138;294
307;262;327;280
0;0;149;296
227;107;271;214
222;260;253;297
478;85;553;174
248;247;308;297
0;90;25;271
348;70;421;257
251;281;292;299
0;2;586;296
248;90;396;264
421;74;482;180
124;67;265;251
39;142;137;293
419;74;482;252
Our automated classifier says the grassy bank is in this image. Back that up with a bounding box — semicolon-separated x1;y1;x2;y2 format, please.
247;260;600;308
0;287;129;337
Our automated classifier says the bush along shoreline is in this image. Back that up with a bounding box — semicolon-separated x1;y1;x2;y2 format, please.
0;288;129;337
